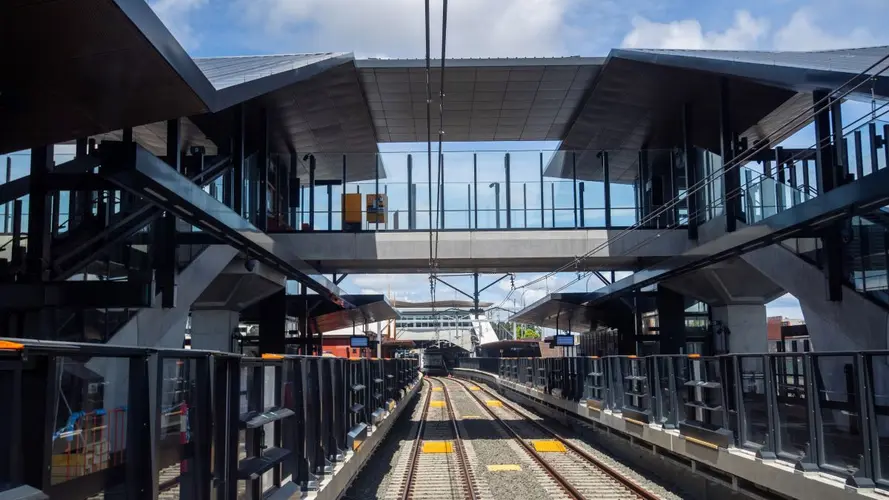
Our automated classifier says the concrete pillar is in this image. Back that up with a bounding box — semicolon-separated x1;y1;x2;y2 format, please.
190;310;239;352
711;304;767;354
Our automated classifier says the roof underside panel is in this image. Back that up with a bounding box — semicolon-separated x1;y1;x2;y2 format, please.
357;58;603;142
194;53;348;90
0;0;212;155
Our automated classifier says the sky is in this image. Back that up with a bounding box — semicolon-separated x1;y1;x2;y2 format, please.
147;0;889;323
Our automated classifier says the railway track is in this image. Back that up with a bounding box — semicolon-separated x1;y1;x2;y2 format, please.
389;378;478;500
446;377;658;500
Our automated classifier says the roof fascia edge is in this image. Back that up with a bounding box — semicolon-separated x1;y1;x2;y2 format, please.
211;52;357;112
113;0;218;111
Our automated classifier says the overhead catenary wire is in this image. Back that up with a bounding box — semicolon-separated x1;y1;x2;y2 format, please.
513;52;889;292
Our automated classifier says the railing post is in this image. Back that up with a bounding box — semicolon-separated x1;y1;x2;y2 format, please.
759;354;779;459
795;354;820;472
539;152;545;227
848;353;876;488
505;153;511;229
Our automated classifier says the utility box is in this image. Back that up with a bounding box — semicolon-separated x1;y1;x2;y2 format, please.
342;193;362;231
366;194;387;225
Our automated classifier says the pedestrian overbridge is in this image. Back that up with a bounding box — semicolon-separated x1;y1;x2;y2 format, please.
269;228;692;273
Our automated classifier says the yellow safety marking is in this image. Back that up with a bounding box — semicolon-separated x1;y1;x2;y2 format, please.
487;464;522;472
470;386;481;391
422;441;454;453
684;436;719;450
261;353;284;360
0;340;24;351
461;415;481;419
486;400;503;407
432;387;443;392
625;417;646;427
353;439;363;451
430;401;446;408
532;440;566;452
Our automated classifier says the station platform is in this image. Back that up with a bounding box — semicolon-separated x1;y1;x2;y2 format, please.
455;355;889;500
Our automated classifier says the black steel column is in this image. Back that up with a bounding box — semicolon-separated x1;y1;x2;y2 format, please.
505;153;511;229
683;103;698;239
259;289;286;354
473;272;479;312
232;104;245;217
814;90;841;193
258;109;269;231
572;152;578;228
167;118;181;173
539;152;545;226
26;145;52;282
813;90;844;302
602;151;612;228
473;154;478;229
656;286;685;354
719;78;740;233
308;155;316;229
408;154;415;230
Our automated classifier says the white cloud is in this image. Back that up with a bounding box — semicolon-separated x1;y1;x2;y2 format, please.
621;10;769;50
149;0;207;51
236;0;575;57
773;7;878;51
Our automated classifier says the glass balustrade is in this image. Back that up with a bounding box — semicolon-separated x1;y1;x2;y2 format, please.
275;149;680;232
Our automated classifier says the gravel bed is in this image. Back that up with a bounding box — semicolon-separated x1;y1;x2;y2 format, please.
442;378;561;500
343;383;426;500
475;381;693;500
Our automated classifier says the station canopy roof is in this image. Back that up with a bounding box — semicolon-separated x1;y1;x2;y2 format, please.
3;1;888;183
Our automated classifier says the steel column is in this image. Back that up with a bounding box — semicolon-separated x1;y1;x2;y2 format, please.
682;104;698;239
233;104;245;217
572;151;578;228
505;153;511;229
407;154;414;230
308;155;316;229
602;151;612;228
259;289;287;354
814;91;844;302
473;153;478;229
258;109;269;231
719;78;740;233
25;145;52;282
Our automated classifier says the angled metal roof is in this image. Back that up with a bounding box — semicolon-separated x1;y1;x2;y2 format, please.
194;53;348;90
614;46;889;99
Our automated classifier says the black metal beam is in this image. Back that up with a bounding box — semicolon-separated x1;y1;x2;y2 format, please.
98;143;348;306
0;281;154;308
259;289;286;354
0;156;100;206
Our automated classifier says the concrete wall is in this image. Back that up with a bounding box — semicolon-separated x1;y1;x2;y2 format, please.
711;304;768;354
271;229;692;273
742;244;889;351
105;245;239;348
454;368;884;500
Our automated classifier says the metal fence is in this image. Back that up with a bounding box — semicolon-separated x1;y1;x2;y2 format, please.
0;339;419;500
460;353;889;489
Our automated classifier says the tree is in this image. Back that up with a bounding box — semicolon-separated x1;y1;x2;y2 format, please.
492;321;541;339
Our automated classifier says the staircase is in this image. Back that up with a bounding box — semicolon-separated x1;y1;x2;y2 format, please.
0;149;241;346
735;120;889;351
